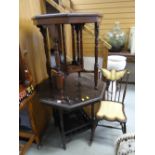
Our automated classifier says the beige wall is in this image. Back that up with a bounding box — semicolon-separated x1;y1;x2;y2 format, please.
71;0;135;56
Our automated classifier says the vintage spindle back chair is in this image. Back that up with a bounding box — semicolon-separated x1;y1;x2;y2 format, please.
90;68;130;143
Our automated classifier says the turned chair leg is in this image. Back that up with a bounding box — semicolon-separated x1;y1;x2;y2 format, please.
121;122;127;134
123;123;127;134
90;120;98;145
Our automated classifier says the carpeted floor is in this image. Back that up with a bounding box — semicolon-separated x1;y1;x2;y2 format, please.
25;84;135;155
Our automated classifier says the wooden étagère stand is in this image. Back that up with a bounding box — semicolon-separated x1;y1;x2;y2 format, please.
32;13;102;89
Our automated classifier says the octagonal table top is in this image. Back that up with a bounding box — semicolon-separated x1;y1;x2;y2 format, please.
32;13;102;25
36;73;106;110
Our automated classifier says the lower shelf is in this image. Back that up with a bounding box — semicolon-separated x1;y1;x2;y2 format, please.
66;64;83;73
61;109;92;136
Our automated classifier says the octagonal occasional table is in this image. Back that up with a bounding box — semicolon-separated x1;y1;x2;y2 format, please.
36;73;106;150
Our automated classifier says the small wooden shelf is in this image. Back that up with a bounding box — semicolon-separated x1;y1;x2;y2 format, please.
66;64;83;73
63;109;91;136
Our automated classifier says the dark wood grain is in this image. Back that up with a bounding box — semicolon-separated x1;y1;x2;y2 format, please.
71;24;76;63
62;24;67;66
33;13;102;89
36;73;106;111
75;24;80;63
80;24;84;68
33;13;102;25
94;22;99;89
36;73;106;149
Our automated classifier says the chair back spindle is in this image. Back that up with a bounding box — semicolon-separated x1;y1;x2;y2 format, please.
101;69;130;104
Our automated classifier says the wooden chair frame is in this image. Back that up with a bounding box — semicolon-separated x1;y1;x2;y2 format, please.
90;69;130;143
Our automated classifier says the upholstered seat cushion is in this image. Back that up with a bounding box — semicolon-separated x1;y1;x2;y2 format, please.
96;101;126;122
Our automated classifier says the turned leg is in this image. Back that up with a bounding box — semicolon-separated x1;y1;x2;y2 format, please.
90;103;96;144
120;122;127;134
123;122;127;133
58;110;66;150
94;22;99;89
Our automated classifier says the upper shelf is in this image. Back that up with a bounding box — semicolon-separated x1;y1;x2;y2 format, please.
108;51;135;62
32;13;102;25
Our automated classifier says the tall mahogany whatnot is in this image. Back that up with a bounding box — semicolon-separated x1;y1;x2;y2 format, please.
32;13;102;89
